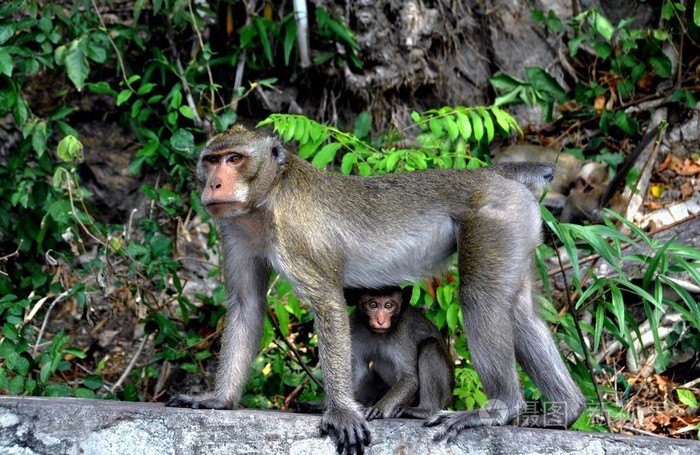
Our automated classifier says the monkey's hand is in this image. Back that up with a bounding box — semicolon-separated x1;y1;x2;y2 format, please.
424;404;514;443
320;408;371;455
165;393;231;410
363;405;402;421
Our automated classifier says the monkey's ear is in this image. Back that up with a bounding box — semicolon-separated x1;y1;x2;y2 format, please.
272;146;287;166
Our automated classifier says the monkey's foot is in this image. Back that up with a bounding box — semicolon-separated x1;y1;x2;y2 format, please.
362;405;401;421
394;405;431;420
165;394;230;410
424;402;516;443
320;408;371;455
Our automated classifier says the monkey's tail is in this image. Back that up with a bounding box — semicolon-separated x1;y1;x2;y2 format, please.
486;161;555;192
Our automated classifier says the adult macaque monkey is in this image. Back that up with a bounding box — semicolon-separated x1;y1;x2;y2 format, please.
167;125;586;454
294;287;453;420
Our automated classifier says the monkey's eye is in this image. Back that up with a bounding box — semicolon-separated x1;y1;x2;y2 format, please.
368;301;378;309
226;154;243;164
203;155;220;164
385;303;393;309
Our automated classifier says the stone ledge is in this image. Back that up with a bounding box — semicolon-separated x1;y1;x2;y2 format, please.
1;396;698;454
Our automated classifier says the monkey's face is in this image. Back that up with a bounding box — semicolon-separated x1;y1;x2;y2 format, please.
196;126;286;218
359;293;402;334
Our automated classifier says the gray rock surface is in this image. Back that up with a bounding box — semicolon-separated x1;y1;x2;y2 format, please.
1;396;698;454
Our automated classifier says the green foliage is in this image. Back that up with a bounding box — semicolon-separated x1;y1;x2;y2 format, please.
494;5;695;151
491;69;568;122
540;207;700;374
1;1;698;439
0;0;366;401
260;106;519;175
313;7;362;68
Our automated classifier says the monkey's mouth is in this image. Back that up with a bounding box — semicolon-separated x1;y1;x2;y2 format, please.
205;201;246;216
371;327;389;334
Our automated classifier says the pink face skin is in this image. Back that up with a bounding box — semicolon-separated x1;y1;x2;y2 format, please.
359;293;401;334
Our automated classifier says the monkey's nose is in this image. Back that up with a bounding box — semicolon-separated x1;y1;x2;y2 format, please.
209;178;223;190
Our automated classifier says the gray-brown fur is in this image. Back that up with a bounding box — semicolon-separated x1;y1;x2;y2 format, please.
349;288;453;420
166;125;586;453
294;288;453;421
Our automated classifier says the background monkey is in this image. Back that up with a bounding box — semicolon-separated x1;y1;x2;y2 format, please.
294;287;453;420
167;125;585;454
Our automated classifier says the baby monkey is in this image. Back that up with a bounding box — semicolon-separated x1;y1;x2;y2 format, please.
296;287;454;420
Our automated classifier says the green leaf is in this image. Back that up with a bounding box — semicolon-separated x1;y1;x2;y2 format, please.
195;350;212;361
31;120;48;156
614;111;638;135
275;301;290;337
468;110;484;142
429;118;443;137
57;135;84;163
179;105;195;120
341;152;357;175
254;17;273;65
137;83;156;95
354;111;372;139
593;41;612;59
64;40;89;91
117;89;133;106
9;376;24;395
82;374;104;390
677;389;698;407
695;0;700;26
74;388;95;399
0;48;13;77
489;73;526;90
170;129;195;153
594;11;614;40
490;106;511;133
311;142;342;168
446;303;460;331
87;41;107;63
479;108;495;143
322;13;360;51
525;67;568;103
40;361;52;383
357;162;371;176
2;323;18;341
444;115;459;140
455;111;472;141
0;23;15;45
299;139;322;159
650;55;672;77
386;151;401;171
283;20;296;66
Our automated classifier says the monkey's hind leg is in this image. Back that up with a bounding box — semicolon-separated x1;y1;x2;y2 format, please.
397;338;453;419
426;180;538;442
512;278;586;428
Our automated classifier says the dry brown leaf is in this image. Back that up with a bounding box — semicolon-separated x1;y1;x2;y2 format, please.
594;95;606;111
678;158;700;176
680;182;694;198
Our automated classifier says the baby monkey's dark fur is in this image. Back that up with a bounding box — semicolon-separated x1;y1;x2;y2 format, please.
166;125;586;454
294;287;453;421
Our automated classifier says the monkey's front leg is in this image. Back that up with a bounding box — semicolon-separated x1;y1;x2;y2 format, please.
314;297;371;455
166;253;270;410
365;375;419;421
